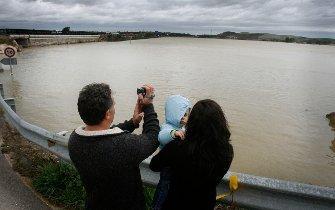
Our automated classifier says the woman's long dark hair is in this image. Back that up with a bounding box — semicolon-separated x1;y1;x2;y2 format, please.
184;99;233;179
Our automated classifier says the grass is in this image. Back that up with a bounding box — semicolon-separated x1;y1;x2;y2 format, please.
33;162;86;209
33;161;156;210
144;184;156;210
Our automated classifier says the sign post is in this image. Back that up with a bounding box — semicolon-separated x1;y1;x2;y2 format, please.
4;47;16;75
0;58;17;65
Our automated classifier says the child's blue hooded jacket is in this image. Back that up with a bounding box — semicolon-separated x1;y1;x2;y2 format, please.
158;95;191;148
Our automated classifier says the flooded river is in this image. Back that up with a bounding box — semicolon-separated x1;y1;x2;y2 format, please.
0;38;334;187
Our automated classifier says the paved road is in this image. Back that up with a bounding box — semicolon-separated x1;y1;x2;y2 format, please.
0;119;51;210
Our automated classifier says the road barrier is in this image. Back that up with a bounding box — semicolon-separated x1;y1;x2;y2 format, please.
0;84;334;209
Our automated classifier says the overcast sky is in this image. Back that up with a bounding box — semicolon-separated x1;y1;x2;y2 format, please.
0;0;335;38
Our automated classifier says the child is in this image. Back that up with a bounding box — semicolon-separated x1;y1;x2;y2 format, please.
152;95;191;210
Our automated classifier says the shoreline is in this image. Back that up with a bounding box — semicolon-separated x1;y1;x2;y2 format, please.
1;33;335;52
2;38;334;54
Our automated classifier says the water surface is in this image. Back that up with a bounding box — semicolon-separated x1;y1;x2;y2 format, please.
1;38;334;186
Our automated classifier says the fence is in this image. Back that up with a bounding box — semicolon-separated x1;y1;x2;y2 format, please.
0;83;334;209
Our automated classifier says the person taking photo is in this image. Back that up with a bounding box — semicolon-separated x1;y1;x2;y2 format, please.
69;83;159;210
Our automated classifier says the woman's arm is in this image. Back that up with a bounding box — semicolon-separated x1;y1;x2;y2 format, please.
149;141;176;172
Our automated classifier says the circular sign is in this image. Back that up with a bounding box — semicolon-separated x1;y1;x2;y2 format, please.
4;47;15;58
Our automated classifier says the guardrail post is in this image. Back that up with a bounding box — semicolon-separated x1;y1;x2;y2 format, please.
4;98;16;112
0;83;3;98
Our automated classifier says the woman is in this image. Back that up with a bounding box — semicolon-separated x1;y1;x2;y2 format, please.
150;99;234;210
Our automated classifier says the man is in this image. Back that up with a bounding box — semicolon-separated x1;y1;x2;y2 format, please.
68;83;159;210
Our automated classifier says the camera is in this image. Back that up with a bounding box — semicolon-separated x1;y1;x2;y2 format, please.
137;87;146;95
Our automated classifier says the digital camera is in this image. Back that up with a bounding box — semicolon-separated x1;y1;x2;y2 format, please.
137;87;146;95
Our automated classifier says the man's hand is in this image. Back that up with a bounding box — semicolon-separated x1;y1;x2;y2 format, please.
132;98;144;125
138;84;155;106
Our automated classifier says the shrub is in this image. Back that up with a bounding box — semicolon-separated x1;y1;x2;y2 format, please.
33;162;86;209
33;162;156;210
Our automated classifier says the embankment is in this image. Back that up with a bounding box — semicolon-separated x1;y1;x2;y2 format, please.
9;35;101;48
0;35;21;51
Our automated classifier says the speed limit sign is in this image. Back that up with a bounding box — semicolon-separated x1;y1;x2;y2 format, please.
4;47;15;58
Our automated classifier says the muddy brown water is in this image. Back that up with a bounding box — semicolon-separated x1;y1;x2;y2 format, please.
0;38;334;187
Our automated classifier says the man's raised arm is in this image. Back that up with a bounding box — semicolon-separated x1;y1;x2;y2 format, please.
129;84;160;162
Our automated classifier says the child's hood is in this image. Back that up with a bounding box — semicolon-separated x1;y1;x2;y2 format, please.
165;95;191;127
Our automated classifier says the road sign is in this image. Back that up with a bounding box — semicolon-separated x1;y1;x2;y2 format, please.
1;58;17;65
4;47;15;58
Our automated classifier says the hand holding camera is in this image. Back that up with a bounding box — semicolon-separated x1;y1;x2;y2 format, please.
132;84;155;125
137;84;155;106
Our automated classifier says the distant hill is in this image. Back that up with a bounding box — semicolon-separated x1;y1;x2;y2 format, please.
216;31;335;45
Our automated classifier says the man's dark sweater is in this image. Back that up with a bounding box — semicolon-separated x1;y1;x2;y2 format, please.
68;104;159;210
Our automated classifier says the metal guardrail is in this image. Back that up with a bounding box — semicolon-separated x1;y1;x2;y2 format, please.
0;84;334;209
0;84;69;161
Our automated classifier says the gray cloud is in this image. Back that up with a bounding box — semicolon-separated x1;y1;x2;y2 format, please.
0;0;334;37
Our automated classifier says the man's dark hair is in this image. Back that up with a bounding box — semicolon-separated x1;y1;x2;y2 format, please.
77;83;113;125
